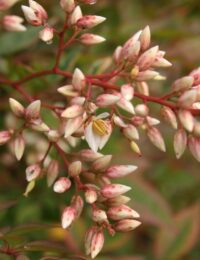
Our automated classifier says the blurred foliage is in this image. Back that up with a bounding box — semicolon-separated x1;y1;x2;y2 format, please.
0;0;200;259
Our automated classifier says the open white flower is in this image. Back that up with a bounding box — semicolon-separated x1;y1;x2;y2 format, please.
84;113;112;152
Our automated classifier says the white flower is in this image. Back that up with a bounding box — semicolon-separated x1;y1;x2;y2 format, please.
84;113;112;152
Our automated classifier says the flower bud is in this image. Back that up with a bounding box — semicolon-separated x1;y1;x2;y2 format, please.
47;160;59;187
139;25;151;51
146;116;160;126
137;81;149;96
113;114;127;128
96;94;120;107
188;136;200;162
71;195;84;218
80;33;106;45
14;134;25;161
107;205;140;220
135;70;159;81
113;46;123;64
26;164;41;182
61;105;84;118
68;161;82;176
131;116;145;126
85;227;97;256
135;104;149;116
72;68;86;91
53;177;71;193
114;219;141;232
90;230;104;259
57;85;78;97
77;15;106;29
174;129;187;159
92;208;107;223
178;89;197;108
85;189;97;204
61;206;76;229
172;76;194;93
147;127;166;152
92;154;112;171
117;98;135;114
161;106;178;129
137;46;158;70
106;195;131;207
0;130;12;145
79;149;102;162
106;164;137;178
3;15;26;32
123;124;139;140
9;98;25;117
70;6;83;25
25;100;41;119
39;26;54;44
121;84;134;101
178;110;194;132
64;116;85;138
101;184;131;199
60;0;75;13
47;130;60;142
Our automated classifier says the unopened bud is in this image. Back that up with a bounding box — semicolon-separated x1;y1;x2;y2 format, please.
53;177;71;193
60;0;75;13
39;26;54;44
80;33;106;45
139;25;151;51
25;100;41;119
79;149;102;162
92;154;112;171
106;195;131;207
130;141;142;156
188;136;200;162
137;46;158;70
70;6;83;25
114;219;141;232
92;208;107;223
147;127;166;152
61;206;76;229
85;189;97;204
9;98;25;117
47;160;59;187
121;84;134;101
72;68;86;91
77;15;106;29
123;124;139;140
61;104;84;118
106;164;137;178
101;184;131;199
161;106;177;129
135;104;149;116
96;94;120;107
71;195;84;218
14;134;25;161
172;76;194;93
108;205;140;220
68;161;82;176
117;98;135;114
3;15;26;32
90;230;104;259
26;164;41;182
0;130;12;145
57;85;78;97
85;227;97;256
174;129;187;159
178;89;197;108
178;110;194;132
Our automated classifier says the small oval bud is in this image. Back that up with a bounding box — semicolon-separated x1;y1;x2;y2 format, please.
172;76;194;92
114;219;141;232
39;26;54;44
174;129;187;159
121;84;134;101
92;154;112;171
26;164;41;182
85;189;97;204
77;15;106;29
61;105;84;118
161;106;178;129
71;195;84;218
61;206;76;229
107;205;140;220
178;110;194;132
70;6;82;25
9;98;25;117
90;230;104;259
135;104;149;116
96;94;120;107
68;161;82;176
80;33;106;45
72;68;86;91
92;208;107;223
101;184;131;199
123;124;139;140
14;134;25;161
53;177;71;193
0;130;12;145
60;0;75;13
147;127;166;152
26;100;41;119
106;164;137;178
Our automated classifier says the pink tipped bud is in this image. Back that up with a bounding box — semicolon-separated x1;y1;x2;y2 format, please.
174;129;187;159
61;105;84;118
147;127;166;152
80;33;106;45
96;94;120;107
72;68;86;91
9;98;25;117
0;130;12;145
139;25;151;51
117;98;135;115
79;149;102;162
92;154;112;171
114;219;141;232
135;104;149;116
77;15;106;29
146;116;160;126
57;85;78;97
172;76;194;92
188;136;200;162
92;208;107;223
123;124;139;141
153;57;172;67
178;110;194;132
39;26;54;44
121;84;134;101
3;15;26;32
108;205;140;220
161;106;178;129
61;206;76;229
26;164;41;182
60;0;75;13
85;227;97;256
135;70;159;81
106;195;131;207
106;164;137;178
70;6;83;25
71;195;84;218
14;134;25;161
137;46;159;70
85;189;97;204
178;89;197;108
25;100;41;119
47;160;59;187
64;116;85;138
101;184;131;199
90;230;104;259
53;177;71;193
68;161;82;176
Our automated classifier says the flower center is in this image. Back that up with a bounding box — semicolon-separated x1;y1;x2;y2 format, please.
92;119;109;136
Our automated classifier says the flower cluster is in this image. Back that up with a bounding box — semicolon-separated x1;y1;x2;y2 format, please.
1;0;200;258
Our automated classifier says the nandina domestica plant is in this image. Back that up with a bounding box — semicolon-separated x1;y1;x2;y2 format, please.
0;0;200;259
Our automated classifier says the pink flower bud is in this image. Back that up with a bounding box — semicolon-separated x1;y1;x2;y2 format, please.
61;105;84;119
147;127;166;152
70;96;86;106
135;104;149;116
47;160;59;187
57;85;78;97
153;57;172;67
85;227;97;256
137;46;159;70
190;67;200;86
113;46;123;64
135;70;159;81
79;149;102;162
121;84;134;101
70;6;83;25
90;230;104;259
122;31;141;59
39;26;54;44
161;106;178;129
172;76;194;92
60;0;75;13
146;116;160;126
61;206;76;229
178;110;194;132
77;15;106;29
3;15;26;32
0;0;19;10
113;114;127;128
137;81;149;96
174;129;187;159
0;130;12;145
53;177;71;193
96;94;120;107
139;25;151;51
72;68;86;91
14;134;25;161
64;116;85;138
68;161;82;176
106;164;137;178
92;154;112;171
80;33;106;45
117;98;135;115
108;205;140;220
101;184;131;199
123;40;141;61
26;164;41;182
92;208;107;223
114;219;141;232
106;195;131;207
9;98;25;117
123;124;139;141
25;100;41;119
71;195;84;218
85;189;97;204
188;136;200;162
178;89;197;108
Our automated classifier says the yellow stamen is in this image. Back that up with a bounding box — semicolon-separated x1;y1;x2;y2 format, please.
92;119;109;136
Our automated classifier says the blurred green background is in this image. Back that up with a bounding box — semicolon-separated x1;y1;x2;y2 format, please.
0;0;200;259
